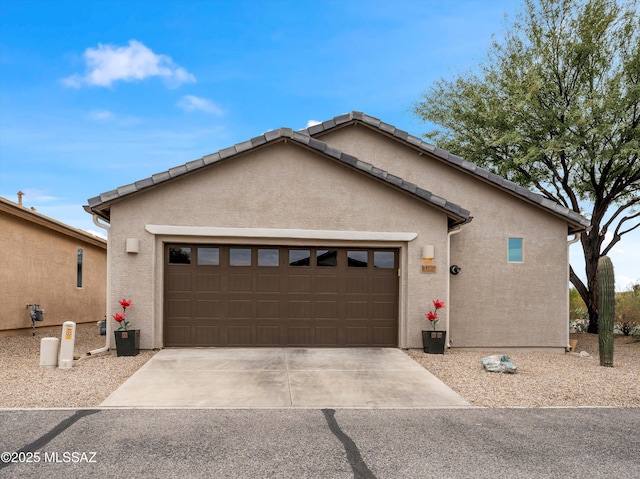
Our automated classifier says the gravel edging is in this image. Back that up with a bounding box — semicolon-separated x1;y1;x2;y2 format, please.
1;326;638;408
407;333;640;408
0;324;156;408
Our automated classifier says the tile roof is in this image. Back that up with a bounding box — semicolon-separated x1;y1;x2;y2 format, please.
85;128;471;227
85;111;589;234
303;112;590;233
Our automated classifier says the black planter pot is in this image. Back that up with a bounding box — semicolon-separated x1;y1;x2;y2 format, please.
422;330;446;354
114;330;140;357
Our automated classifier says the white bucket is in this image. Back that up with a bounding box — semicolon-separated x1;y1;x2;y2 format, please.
40;337;59;368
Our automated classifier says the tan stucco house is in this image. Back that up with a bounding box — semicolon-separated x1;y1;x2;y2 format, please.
85;112;589;351
0;195;107;336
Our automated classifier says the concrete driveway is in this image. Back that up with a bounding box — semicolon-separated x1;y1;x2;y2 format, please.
100;348;470;408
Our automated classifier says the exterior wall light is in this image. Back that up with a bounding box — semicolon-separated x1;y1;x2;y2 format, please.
421;245;436;273
126;238;140;254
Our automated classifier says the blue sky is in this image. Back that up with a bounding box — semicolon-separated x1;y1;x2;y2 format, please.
1;0;637;290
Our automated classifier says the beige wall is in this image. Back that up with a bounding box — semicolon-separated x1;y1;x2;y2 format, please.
0;205;107;336
107;142;451;349
318;126;571;348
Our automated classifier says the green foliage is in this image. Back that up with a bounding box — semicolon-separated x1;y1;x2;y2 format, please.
616;282;640;335
413;0;640;333
569;287;588;320
598;256;615;367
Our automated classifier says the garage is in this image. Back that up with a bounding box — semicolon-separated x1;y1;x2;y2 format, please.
164;244;399;347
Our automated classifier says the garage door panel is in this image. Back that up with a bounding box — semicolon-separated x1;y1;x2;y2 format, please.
288;300;311;319
287;326;311;345
346;300;369;319
372;326;396;345
256;300;280;319
195;299;220;318
195;273;221;292
315;327;338;345
167;273;192;292
255;326;280;345
257;274;281;292
345;327;370;345
167;298;192;317
288;274;311;292
229;273;253;292
372;301;396;320
228;299;253;319
165;245;398;347
194;326;220;345
315;300;338;319
228;325;252;345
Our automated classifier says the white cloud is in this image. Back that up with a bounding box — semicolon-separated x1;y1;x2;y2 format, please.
306;120;322;128
88;110;114;121
177;95;224;115
62;40;195;88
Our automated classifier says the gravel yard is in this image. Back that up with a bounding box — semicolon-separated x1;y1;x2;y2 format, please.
1;325;638;408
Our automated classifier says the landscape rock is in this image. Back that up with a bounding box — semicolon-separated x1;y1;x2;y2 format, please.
481;354;517;373
580;351;591;357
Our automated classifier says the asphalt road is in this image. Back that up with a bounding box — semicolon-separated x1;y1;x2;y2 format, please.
0;408;638;479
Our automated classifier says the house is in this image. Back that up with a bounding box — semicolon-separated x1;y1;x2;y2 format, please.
85;112;589;351
0;195;107;336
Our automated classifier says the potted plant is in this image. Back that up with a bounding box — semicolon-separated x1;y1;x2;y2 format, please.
113;298;140;356
422;299;446;354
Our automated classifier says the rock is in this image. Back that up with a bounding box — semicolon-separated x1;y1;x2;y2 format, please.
580;351;591;357
481;354;517;373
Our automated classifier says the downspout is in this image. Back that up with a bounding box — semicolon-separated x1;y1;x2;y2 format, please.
88;214;111;355
446;226;462;348
566;234;581;352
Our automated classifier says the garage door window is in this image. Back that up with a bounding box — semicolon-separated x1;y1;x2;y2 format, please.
289;250;310;266
317;249;337;267
230;248;252;266
347;251;368;267
169;247;191;264
258;249;279;266
374;251;395;268
197;247;219;265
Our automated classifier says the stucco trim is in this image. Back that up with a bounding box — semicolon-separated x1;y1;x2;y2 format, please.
144;225;418;242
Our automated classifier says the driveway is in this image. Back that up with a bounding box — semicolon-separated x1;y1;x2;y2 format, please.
99;348;470;408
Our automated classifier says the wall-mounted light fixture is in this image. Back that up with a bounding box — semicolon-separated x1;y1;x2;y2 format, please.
421;245;436;273
422;245;435;260
125;238;140;254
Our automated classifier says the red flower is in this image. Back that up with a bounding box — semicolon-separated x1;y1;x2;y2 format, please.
119;299;132;309
426;311;438;321
433;299;445;310
113;312;126;323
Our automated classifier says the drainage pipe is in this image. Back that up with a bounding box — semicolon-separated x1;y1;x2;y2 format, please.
89;215;111;356
446;226;462;348
566;234;581;351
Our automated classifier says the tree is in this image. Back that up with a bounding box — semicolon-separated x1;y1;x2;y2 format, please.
413;0;640;333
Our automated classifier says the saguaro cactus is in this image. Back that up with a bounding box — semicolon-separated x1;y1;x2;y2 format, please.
598;256;615;367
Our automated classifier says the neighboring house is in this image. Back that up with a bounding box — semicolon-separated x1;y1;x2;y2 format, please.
85;112;589;351
0;195;107;336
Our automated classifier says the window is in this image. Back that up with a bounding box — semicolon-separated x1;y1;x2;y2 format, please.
316;249;337;267
197;248;219;265
169;247;191;264
76;248;83;288
230;248;252;266
258;249;279;266
289;250;310;266
347;251;368;267
508;238;523;263
374;251;395;268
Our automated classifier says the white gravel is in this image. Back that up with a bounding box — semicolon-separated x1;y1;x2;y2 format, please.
1;326;638;408
407;333;640;408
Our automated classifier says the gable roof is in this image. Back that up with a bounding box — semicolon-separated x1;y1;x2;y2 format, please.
85;128;471;227
304;112;590;234
0;196;106;248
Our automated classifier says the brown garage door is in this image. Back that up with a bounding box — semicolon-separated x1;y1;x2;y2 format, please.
164;245;398;347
